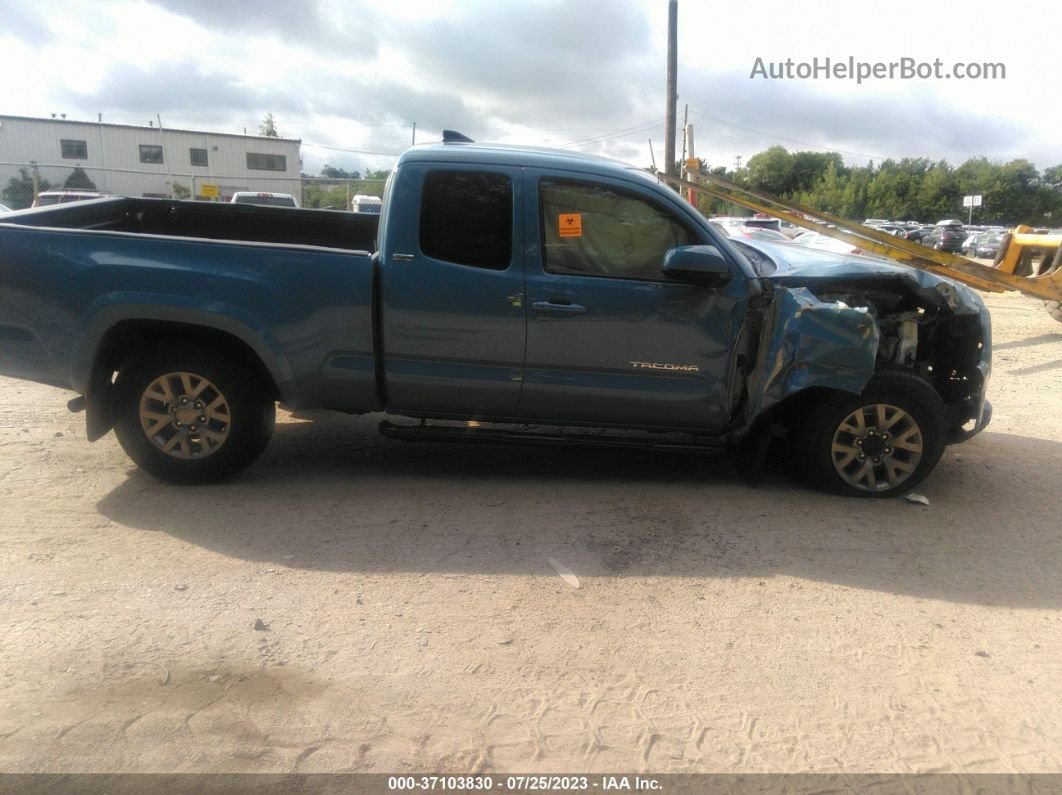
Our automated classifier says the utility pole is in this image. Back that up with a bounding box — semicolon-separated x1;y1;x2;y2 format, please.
684;123;696;206
664;0;678;177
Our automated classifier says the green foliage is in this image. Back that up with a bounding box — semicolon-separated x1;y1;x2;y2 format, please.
64;166;97;191
320;164;361;180
733;146;1062;226
259;113;279;137
170;183;191;200
301;179;386;210
3;167;52;209
299;165;389;210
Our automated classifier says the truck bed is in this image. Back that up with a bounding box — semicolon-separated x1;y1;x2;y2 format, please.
1;197;379;251
0;197;379;410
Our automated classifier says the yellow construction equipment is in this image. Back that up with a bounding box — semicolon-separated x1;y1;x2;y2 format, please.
657;162;1062;320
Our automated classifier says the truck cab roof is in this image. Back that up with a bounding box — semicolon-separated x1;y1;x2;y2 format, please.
400;140;655;185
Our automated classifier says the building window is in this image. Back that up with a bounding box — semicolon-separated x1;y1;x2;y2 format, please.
190;148;208;167
420;170;512;270
139;145;164;164
246;153;287;172
61;139;88;159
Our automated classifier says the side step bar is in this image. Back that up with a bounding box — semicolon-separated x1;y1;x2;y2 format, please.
377;420;727;454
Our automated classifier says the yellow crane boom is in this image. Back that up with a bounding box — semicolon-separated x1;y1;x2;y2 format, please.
657;165;1062;303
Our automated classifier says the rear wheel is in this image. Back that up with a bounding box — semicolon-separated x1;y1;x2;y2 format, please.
792;372;947;498
113;350;275;483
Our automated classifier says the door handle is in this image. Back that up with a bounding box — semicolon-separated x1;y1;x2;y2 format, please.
532;300;586;316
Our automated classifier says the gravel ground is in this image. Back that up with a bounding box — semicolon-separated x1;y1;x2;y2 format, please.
1;291;1060;774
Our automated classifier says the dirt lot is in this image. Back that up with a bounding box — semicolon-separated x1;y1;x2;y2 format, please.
1;292;1061;775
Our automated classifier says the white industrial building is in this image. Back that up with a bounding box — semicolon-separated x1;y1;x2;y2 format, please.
0;114;302;204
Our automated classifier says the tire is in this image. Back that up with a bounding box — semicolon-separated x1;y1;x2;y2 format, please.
791;371;947;498
1046;301;1062;324
112;348;275;483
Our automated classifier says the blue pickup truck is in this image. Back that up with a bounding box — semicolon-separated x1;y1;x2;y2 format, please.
0;136;991;496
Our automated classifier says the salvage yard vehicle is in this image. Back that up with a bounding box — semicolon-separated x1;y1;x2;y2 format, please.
229;191;300;208
0;134;992;497
31;190;108;207
922;220;967;252
992;226;1062;321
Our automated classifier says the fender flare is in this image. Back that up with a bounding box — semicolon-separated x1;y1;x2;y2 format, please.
69;293;297;400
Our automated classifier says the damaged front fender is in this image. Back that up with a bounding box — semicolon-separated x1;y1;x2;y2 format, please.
744;286;880;424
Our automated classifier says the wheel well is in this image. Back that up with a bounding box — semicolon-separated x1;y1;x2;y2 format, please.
93;321;281;400
765;368;945;436
767;386;834;433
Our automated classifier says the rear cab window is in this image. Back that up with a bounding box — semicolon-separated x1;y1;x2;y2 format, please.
419;170;513;270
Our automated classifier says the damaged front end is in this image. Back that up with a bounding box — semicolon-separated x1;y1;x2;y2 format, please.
741;245;992;445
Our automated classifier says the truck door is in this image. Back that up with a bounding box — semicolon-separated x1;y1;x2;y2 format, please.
517;173;749;430
378;164;526;417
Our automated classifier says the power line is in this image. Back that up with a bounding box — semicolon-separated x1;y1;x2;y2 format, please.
558;117;666;149
688;109;892;162
300;141;403;157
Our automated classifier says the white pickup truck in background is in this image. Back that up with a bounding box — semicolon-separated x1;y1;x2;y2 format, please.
229;191;300;208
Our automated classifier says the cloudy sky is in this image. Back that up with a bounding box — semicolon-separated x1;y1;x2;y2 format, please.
2;0;1058;176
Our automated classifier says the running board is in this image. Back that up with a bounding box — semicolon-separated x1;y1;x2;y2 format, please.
377;420;727;454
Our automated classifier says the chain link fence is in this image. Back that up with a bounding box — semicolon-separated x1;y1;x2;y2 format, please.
1;162;385;211
299;178;386;211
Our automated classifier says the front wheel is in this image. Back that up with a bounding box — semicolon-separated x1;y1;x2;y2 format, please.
113;350;275;483
791;372;947;498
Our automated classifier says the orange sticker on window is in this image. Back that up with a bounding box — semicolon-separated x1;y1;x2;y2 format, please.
558;213;582;238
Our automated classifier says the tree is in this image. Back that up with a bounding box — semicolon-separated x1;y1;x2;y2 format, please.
64;166;97;191
259;113;279;137
320;164;361;180
745;146;793;196
1043;164;1062;191
3;167;52;209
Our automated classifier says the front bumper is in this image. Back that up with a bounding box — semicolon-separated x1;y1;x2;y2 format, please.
950;399;992;444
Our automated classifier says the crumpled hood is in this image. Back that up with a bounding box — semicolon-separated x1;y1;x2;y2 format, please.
735;240;992;427
742;239;989;316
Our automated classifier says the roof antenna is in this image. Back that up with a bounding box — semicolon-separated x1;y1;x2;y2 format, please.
442;130;474;144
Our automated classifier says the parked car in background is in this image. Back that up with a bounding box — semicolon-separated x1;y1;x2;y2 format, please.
229;191;300;208
0;202;12;214
966;230;1006;259
792;231;869;257
870;223;908;237
711;216;785;240
712;222;792;243
922;221;966;253
32;190;108;207
903;224;927;242
351;194;382;214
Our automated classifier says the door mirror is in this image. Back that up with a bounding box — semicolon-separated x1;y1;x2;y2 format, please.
661;245;732;287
